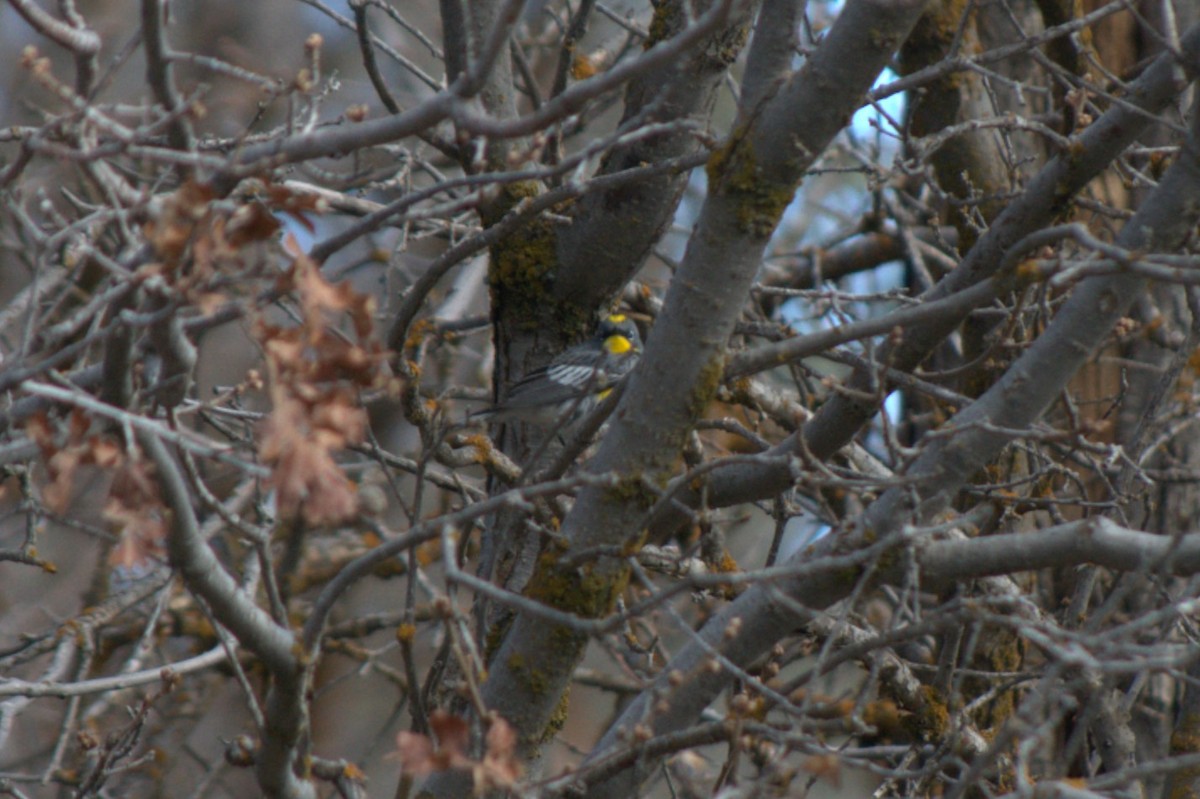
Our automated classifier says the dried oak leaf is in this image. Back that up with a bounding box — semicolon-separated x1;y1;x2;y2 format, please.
394;710;471;777
283;253;378;342
262;182;327;221
223;201;282;247
259;394;362;526
143;181;214;264
26;411;122;514
479;716;522;789
801;753;842;788
391;712;522;792
255;245;382;526
105;460;168;583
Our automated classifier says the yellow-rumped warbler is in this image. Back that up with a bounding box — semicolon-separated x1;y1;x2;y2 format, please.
473;314;642;427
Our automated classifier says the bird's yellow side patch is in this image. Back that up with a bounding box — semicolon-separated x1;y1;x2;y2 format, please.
604;335;634;355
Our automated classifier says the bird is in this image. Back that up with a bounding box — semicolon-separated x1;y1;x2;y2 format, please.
472;314;642;427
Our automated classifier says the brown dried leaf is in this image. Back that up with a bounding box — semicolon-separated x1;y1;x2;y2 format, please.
26;412;125;514
390;713;522;790
290;253;353;317
105;460;168;582
480;717;522;788
263;182;327;220
394;731;439;777
41;448;83;514
144;181;214;263
310;391;367;446
224;201;282;246
259;395;360;526
25;411;55;455
801;753;842;787
105;500;167;579
428;710;471;756
253;239;382;527
393;711;473;777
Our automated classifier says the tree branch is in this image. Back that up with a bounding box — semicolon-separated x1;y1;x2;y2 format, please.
646;19;1200;541
419;0;931;793
581;85;1200;798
